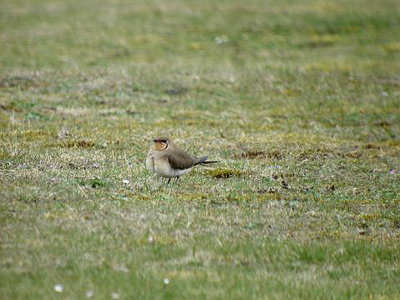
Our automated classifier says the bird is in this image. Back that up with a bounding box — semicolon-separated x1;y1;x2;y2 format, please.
146;137;217;183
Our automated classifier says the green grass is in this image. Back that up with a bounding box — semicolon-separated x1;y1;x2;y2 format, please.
1;0;400;298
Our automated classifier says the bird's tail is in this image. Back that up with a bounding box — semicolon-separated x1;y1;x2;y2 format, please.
195;156;218;165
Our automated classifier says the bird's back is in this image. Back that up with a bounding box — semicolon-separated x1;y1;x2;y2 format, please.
163;147;196;170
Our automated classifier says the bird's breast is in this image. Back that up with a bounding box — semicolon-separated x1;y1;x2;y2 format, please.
146;155;155;172
154;159;191;178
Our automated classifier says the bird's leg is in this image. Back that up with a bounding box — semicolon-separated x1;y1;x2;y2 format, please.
167;178;171;184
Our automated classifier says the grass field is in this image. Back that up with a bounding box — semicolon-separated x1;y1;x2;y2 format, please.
1;0;400;298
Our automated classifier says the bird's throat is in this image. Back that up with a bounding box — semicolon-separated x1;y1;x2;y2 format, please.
155;141;168;151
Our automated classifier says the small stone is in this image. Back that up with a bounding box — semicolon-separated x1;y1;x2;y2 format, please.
86;290;94;298
57;128;69;139
54;284;63;293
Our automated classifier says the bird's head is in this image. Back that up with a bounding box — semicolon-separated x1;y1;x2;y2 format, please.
152;137;170;151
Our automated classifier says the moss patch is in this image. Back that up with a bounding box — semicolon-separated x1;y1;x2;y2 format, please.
205;169;245;179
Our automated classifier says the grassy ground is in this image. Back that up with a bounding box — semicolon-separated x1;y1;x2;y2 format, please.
1;0;400;298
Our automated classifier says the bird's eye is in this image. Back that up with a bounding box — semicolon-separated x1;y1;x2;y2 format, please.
154;139;167;143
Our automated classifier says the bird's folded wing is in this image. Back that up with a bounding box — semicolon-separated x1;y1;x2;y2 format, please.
167;149;195;170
